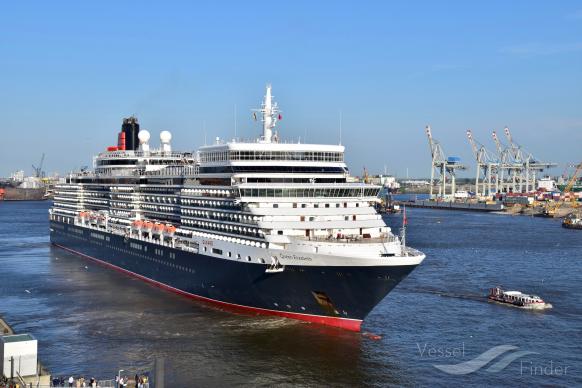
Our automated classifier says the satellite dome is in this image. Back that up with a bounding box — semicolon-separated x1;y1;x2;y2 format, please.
160;130;172;143
138;130;151;144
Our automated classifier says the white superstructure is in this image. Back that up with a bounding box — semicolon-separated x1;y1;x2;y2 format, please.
50;85;423;270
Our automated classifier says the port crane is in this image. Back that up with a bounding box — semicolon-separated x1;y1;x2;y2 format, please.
32;153;45;178
502;127;557;192
492;128;525;192
426;126;465;198
543;162;582;217
491;130;511;193
466;129;499;196
489;128;556;193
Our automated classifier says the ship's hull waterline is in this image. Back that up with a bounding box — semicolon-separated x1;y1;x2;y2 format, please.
50;221;417;331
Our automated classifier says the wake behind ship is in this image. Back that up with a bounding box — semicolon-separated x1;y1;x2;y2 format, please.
49;86;425;331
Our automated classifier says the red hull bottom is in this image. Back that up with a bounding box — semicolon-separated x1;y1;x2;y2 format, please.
53;244;363;332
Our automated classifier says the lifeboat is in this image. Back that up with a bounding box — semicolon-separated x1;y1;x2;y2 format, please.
79;211;89;218
143;221;154;230
153;223;165;234
165;224;177;235
132;220;144;229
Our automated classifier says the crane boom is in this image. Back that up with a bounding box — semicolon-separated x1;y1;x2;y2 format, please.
503;126;513;146
564;163;582;193
492;131;503;157
466;129;479;159
544;162;581;216
32;153;45;178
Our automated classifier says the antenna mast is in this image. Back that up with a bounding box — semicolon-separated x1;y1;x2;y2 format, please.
253;84;280;143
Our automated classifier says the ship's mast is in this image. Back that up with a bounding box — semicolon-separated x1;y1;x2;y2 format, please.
256;84;280;143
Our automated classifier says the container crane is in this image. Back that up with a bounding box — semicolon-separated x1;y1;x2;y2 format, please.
503;127;556;192
491;130;514;193
466;129;499;196
426;126;465;198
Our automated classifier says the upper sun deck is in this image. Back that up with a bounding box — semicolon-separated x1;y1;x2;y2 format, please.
199;84;345;167
198;141;345;165
96;149;194;160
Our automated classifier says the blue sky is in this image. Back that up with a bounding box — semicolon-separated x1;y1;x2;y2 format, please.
0;1;580;178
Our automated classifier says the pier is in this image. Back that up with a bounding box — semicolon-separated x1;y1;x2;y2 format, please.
397;199;504;212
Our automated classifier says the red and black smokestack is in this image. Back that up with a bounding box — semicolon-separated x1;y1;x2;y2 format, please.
121;116;140;151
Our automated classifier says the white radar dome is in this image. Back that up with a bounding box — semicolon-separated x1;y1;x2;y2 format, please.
138;130;151;144
160;130;172;143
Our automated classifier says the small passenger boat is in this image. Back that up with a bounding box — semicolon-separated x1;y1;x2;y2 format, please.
488;287;552;310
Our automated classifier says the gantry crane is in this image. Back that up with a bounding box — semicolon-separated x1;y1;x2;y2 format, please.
426;126;466;198
466;129;499;196
490;127;556;193
502;127;557;192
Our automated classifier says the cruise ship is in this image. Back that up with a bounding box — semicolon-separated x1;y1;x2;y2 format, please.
49;86;425;331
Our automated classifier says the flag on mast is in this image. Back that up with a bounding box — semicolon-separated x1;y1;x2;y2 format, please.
403;205;407;226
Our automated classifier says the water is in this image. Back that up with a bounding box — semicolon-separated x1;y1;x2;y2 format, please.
0;201;581;387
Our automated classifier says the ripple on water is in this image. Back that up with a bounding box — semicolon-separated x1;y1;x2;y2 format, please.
0;202;581;386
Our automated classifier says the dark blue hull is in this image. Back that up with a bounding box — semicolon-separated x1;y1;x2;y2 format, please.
50;221;417;330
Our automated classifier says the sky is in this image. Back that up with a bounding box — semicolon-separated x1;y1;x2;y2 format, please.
0;1;581;178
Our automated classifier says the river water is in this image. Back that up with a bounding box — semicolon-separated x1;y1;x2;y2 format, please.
0;201;580;387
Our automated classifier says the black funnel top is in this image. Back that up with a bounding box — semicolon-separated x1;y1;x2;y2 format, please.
122;116;140;151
